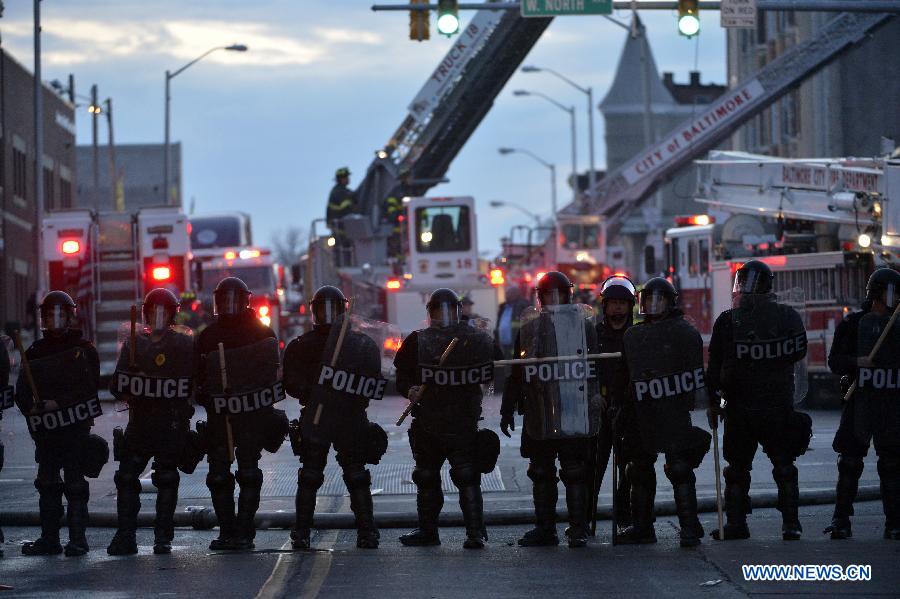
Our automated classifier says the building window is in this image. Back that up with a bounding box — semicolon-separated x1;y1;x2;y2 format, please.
13;147;27;200
60;177;73;208
44;167;55;210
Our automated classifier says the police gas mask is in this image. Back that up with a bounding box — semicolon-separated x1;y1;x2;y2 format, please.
428;302;460;328
312;298;347;327
639;290;671;319
40;305;74;335
214;289;249;318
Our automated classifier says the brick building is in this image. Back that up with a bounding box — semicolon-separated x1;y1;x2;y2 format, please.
0;48;76;330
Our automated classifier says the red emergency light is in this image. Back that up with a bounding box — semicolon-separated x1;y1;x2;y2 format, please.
386;278;402;291
61;239;81;255
490;268;505;286
675;215;714;227
224;251;237;260
384;336;402;353
151;265;172;281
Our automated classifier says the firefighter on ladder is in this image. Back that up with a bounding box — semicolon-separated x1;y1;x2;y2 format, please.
327;167;358;267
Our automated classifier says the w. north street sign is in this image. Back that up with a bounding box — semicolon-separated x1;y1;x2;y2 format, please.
520;0;612;16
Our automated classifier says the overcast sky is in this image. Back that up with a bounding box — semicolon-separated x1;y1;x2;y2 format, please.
1;0;725;256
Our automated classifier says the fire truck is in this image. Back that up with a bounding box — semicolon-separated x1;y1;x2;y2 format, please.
664;151;900;402
42;207;192;377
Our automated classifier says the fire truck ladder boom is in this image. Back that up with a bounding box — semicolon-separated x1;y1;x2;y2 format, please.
565;11;895;231
353;8;552;219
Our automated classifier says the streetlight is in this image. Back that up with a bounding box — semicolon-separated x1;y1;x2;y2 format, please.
489;200;541;226
513;90;577;204
521;65;596;203
498;147;557;218
164;43;247;205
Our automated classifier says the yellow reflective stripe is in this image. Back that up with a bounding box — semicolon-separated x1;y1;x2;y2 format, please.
329;199;353;210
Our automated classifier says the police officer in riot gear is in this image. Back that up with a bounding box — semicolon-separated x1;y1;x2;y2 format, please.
107;289;195;556
17;291;101;557
394;288;501;549
621;278;710;547
707;260;810;541
827;267;900;540
283;285;381;549
501;271;599;548
196;277;280;551
591;275;637;534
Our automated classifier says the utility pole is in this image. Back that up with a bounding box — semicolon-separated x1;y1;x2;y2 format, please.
587;86;596;202
33;0;46;300
105;98;120;211
91;84;100;210
164;70;170;205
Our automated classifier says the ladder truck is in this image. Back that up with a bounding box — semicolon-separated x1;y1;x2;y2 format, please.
665;150;900;404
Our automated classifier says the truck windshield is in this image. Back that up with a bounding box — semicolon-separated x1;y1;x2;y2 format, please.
202;265;274;295
415;205;471;253
560;223;601;249
190;217;243;249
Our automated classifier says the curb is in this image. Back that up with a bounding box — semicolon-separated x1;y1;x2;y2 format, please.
0;486;881;530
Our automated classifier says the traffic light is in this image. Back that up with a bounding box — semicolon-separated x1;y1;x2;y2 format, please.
437;0;460;37
677;0;700;37
409;0;429;41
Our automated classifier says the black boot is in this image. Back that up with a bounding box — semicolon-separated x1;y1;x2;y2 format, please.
614;462;632;533
459;485;487;549
563;479;590;548
64;480;91;557
292;467;323;550
108;469;141;556
825;455;862;540
773;461;802;541
878;456;900;540
235;468;263;551
22;480;64;556
345;470;379;549
519;464;559;547
153;469;180;555
712;466;751;541
400;467;442;547
207;471;237;551
619;463;657;545
672;481;704;548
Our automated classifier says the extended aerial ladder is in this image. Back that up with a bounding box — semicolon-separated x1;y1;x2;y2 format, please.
562;11;896;232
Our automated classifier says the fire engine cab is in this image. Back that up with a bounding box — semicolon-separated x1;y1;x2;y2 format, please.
665;151;900;403
42;207;191;377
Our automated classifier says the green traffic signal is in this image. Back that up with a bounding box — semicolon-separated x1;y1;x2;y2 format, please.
677;0;700;37
437;0;460;36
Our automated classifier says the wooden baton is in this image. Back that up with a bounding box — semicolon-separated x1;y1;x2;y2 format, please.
218;342;235;463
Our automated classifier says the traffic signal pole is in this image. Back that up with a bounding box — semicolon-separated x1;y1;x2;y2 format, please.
374;1;900;11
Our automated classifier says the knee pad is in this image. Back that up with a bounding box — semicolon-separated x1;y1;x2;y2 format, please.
723;465;751;486
626;460;655;487
64;479;90;501
771;460;797;483
664;459;695;486
236;467;264;489
449;464;479;489
559;461;588;486
342;468;371;491
34;478;63;494
114;469;142;492
837;454;865;478
151;468;180;490
299;467;325;490
877;455;900;479
412;466;441;490
206;470;235;492
527;460;558;484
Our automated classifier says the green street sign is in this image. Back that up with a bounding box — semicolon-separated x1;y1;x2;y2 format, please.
520;0;612;17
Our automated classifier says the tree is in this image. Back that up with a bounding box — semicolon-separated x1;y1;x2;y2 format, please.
271;226;308;266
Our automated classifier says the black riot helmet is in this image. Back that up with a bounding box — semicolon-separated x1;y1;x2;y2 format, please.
600;275;637;304
426;288;461;327
733;260;774;295
214;277;251;319
866;267;900;309
143;288;180;332
310;285;348;327
639;277;678;318
39;290;77;334
537;271;573;307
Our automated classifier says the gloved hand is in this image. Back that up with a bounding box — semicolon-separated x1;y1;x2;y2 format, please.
407;385;424;404
500;413;516;438
706;392;724;430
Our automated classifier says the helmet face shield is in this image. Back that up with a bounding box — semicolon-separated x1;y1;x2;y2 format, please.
539;288;569;308
639;290;670;317
882;282;898;309
601;276;636;301
146;304;173;332
312;298;346;326
214;289;248;317
429;302;459;327
733;269;766;295
40;305;72;333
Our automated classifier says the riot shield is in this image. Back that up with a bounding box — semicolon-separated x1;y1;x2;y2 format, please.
518;304;601;440
203;337;285;416
111;323;195;401
22;346;102;434
732;291;808;404
1;335;15;410
623;317;706;454
854;312;900;444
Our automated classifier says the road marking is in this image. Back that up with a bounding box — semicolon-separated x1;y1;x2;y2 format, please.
254;532;338;599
